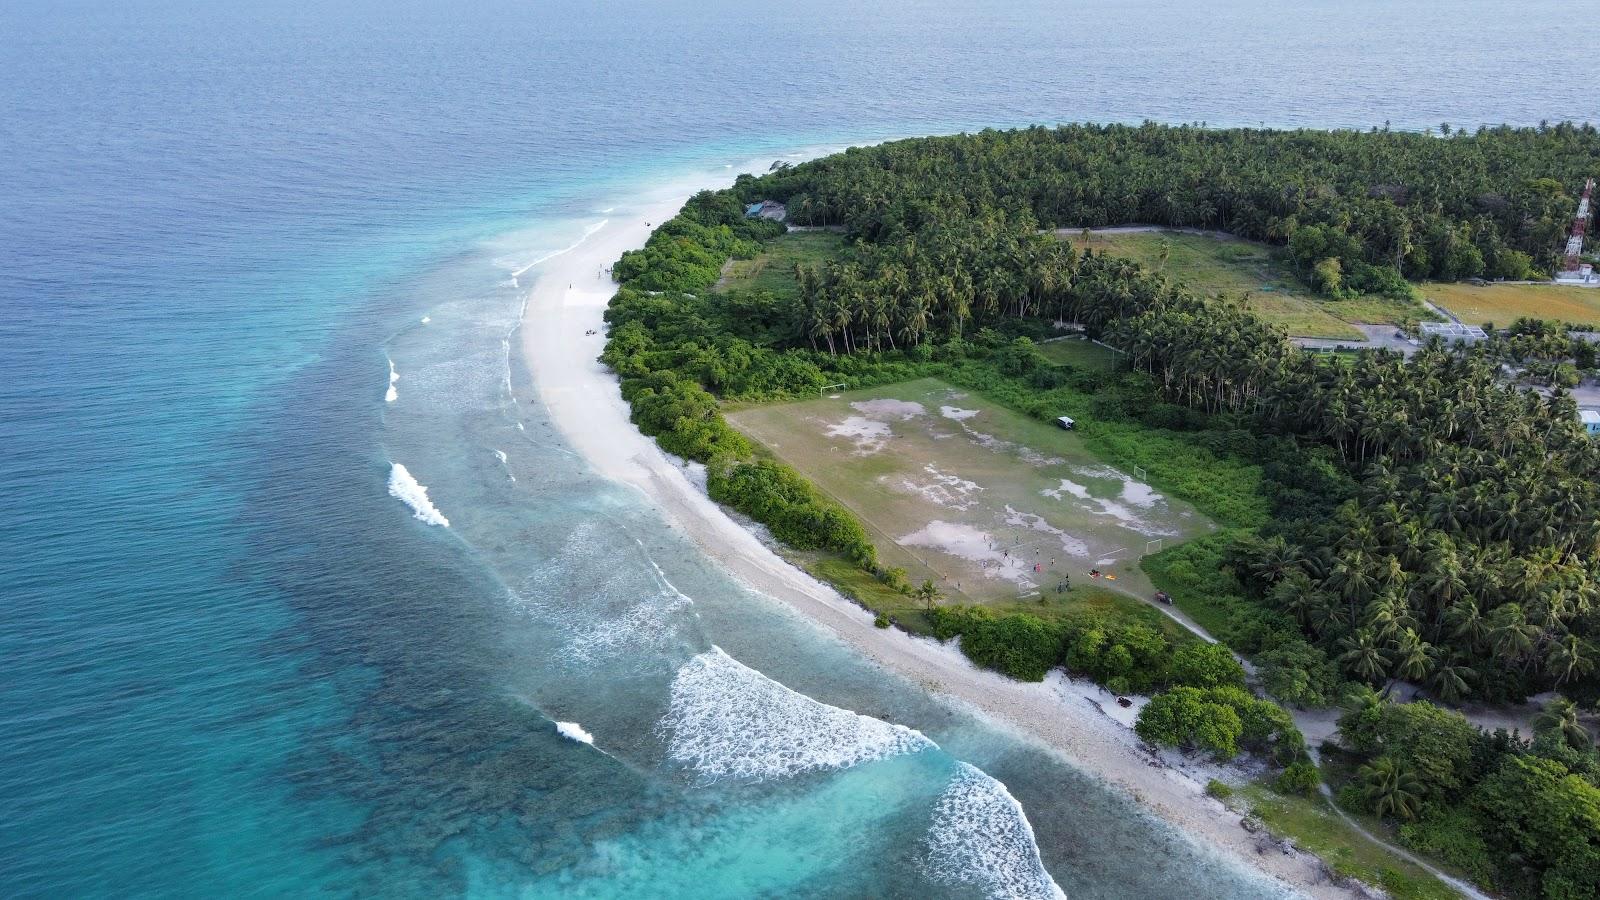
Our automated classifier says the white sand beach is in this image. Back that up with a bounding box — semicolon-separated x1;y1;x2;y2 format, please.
519;172;1358;899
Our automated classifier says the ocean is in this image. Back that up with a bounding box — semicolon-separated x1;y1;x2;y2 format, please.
2;1;1592;896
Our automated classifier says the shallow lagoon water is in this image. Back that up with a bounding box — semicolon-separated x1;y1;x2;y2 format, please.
3;0;1595;895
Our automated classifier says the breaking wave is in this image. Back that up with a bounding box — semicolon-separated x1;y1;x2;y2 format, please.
510;219;608;278
660;647;934;781
924;762;1067;900
387;463;449;527
555;721;595;744
385;357;398;403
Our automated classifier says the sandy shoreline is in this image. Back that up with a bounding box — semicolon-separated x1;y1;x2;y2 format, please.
518;167;1356;899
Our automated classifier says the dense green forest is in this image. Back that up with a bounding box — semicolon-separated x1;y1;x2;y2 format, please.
604;123;1600;897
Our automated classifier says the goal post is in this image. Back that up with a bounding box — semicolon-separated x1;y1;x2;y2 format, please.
1144;538;1163;556
821;382;847;397
1132;465;1147;482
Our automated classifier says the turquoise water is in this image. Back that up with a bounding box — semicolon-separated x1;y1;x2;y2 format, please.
3;1;1593;896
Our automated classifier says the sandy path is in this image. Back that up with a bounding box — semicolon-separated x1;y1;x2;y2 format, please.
519;174;1359;899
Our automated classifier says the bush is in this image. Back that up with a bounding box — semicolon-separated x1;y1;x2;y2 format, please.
707;460;876;566
958;612;1064;682
1206;779;1235;801
1275;761;1321;796
1397;807;1496;888
1136;687;1244;760
1168;642;1247;690
873;613;891;629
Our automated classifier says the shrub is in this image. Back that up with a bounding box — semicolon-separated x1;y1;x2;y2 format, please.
1136;687;1244;760
707;460;876;566
1206;779;1235;801
1168;642;1247;690
958;612;1064;682
1275;761;1321;796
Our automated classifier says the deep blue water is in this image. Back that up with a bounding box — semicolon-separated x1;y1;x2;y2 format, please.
3;1;1595;896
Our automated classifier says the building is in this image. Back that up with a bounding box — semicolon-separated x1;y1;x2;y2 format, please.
744;200;787;221
1581;409;1600;436
1419;321;1488;343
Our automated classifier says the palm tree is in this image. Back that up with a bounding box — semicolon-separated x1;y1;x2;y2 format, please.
1547;634;1595;688
1532;696;1593;750
1428;660;1475;705
1339;629;1388;685
1359;756;1424;821
1384;629;1433;696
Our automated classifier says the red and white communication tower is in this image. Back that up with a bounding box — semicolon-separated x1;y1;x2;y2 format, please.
1562;177;1594;274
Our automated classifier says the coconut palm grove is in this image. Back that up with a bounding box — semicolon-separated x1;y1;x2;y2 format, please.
605;123;1600;897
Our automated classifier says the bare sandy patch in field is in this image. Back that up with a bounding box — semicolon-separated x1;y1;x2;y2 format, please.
851;398;926;419
889;463;984;511
826;415;894;454
1002;506;1091;557
899;521;1037;586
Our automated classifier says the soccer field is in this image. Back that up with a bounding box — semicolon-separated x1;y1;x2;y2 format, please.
725;378;1216;606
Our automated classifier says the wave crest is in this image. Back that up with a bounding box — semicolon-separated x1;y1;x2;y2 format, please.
385;357;399;403
660;647;934;781
924;762;1066;900
555;721;595;744
387;463;449;527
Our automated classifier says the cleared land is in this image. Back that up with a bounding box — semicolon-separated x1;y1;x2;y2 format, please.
1422;281;1600;328
1037;336;1124;370
1064;230;1434;339
714;231;845;299
726;377;1215;613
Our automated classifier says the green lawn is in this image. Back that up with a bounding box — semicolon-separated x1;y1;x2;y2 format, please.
1239;785;1461;900
1423;280;1600;328
1038;336;1124;370
795;549;1194;642
715;231;846;300
1064;231;1434;339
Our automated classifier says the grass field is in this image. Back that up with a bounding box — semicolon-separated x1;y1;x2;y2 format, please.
1237;785;1459;900
715;231;846;300
726;378;1214;610
1037;336;1124;370
1065;231;1434;339
1422;281;1600;328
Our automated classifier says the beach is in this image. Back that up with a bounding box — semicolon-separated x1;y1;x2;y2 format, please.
519;175;1355;899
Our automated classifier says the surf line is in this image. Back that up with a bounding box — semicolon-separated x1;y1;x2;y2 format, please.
510;218;609;279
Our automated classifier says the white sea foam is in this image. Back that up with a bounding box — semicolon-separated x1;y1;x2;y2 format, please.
421;316;430;324
492;448;515;481
510;219;609;278
387;463;449;527
923;762;1067;900
660;647;934;781
385;357;399;403
555;721;595;744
